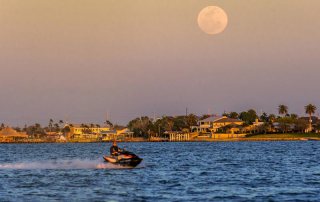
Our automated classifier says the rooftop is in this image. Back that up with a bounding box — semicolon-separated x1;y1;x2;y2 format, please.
65;123;110;128
0;127;28;138
199;116;225;123
214;117;243;123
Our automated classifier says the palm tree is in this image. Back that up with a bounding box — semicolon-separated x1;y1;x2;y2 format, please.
305;104;317;132
278;105;288;117
54;123;60;132
49;119;54;132
59;120;64;127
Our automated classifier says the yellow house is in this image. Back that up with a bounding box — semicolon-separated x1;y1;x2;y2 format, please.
64;124;110;135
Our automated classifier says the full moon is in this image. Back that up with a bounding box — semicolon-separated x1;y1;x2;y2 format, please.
197;6;228;35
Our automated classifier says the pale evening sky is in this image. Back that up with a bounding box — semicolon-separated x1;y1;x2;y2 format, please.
0;0;319;126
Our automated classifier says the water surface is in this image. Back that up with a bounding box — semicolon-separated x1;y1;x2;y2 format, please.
0;142;319;201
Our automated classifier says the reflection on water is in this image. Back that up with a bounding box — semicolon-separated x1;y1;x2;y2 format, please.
0;142;320;201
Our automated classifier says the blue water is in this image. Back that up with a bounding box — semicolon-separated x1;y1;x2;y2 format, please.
0;142;320;201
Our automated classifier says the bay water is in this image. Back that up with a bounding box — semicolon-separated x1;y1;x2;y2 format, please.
0;142;319;201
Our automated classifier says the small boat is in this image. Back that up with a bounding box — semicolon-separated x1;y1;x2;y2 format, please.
103;150;142;168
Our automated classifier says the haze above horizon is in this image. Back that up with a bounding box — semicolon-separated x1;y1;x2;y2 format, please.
0;0;319;126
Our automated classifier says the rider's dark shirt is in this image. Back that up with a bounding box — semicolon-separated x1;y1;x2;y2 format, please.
110;145;119;155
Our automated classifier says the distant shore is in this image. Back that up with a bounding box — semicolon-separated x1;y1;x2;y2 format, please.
1;134;320;144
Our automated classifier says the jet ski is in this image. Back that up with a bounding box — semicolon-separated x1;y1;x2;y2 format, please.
103;150;143;167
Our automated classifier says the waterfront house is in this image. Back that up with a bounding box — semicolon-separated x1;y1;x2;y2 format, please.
101;130;117;141
241;119;266;133
116;128;134;140
63;123;110;140
64;124;134;142
45;132;66;142
272;122;295;133
192;116;244;133
0;127;28;142
218;123;243;134
64;124;111;136
101;128;134;141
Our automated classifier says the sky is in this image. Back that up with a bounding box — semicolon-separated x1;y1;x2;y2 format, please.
0;0;319;126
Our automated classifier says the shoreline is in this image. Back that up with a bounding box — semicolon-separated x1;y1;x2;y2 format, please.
1;137;320;144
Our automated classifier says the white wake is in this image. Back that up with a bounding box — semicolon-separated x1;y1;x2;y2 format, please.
0;159;124;170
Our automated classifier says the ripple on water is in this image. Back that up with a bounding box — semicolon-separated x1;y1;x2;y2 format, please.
0;142;320;201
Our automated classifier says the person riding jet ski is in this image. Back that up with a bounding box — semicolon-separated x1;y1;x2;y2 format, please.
103;140;143;167
110;140;123;157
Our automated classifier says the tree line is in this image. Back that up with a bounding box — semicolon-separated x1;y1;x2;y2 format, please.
127;104;319;136
0;104;318;137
